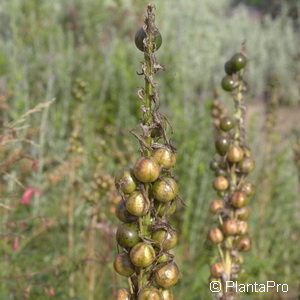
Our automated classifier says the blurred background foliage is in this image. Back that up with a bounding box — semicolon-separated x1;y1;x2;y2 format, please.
0;0;299;299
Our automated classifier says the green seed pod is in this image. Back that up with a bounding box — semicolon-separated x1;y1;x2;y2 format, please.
116;223;140;248
138;286;162;300
130;242;156;268
152;229;178;250
126;192;149;217
230;53;247;72
114;252;135;277
152;177;178;202
133;157;160;183
135;27;162;52
221;75;238;92
220;116;235;132
215;136;230;155
153;148;176;169
238;157;255;173
224;60;234;75
155;201;177;217
116;200;138;223
115;168;137;194
157;252;171;264
155;262;180;288
209;160;219;171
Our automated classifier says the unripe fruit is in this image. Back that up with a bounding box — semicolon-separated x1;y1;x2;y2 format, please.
155;262;180;288
157;252;171;264
138;286;162;300
238;157;255;173
153;148;176;169
213;176;229;191
236;207;251;220
130;242;156;268
152;229;178;250
221;75;238;92
114;252;135;277
215;168;227;177
209;160;219;171
210;262;224;277
237;220;248;235
224;60;234;75
241;182;254;196
135;27;162;52
227;145;244;163
161;289;174;300
155;201;177;217
126;192;149;217
223;219;238;235
215;136;230;155
116;200;138;223
116;288;131;300
116;223;140;248
115;168;137;194
230;53;247;72
230;191;247;208
209;199;224;214
133;157;160;183
152;177;178;202
236;236;252;251
220;116;235;132
208;228;224;243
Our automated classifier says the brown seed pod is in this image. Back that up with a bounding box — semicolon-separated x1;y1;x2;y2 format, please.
223;219;238;235
209;199;224;214
116;288;131;300
153;148;176;169
241;182;254;196
152;229;178;250
130;242;156;268
237;220;248;235
154;262;180;289
230;191;248;208
152;177;178;202
133;157;160;183
236;236;252;251
238;157;255;173
208;227;224;243
210;262;224;278
236;207;251;220
115;168;137;194
126;192;149;217
227;145;244;163
116;200;138;223
138;286;162;300
114;252;135;277
213;176;229;191
161;289;174;300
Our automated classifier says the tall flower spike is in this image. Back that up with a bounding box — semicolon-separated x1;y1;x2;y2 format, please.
114;4;180;300
209;48;254;300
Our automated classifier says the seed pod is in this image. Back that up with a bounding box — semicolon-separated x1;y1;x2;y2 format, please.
116;288;131;300
238;157;255;173
126;192;149;217
135;27;162;52
227;145;244;163
155;201;177;217
115;168;137;194
236;236;252;251
116;200;138;223
152;229;178;250
230;53;247;72
215;136;230;155
114;252;135;277
210;262;224;277
157;252;171;264
116;223;140;248
154;262;180;289
130;242;156;268
230;191;247;208
223;219;238;235
213;176;229;191
210;160;219;171
241;182;254;196
138;286;162;300
237;221;248;235
209;199;224;214
236;207;251;220
133;157;160;183
220;116;235;132
208;227;224;243
161;289;174;300
221;75;238;92
153;148;176;169
215;168;227;177
152;177;178;202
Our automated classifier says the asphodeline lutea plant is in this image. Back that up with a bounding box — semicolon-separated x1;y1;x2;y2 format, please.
208;49;255;299
114;4;180;300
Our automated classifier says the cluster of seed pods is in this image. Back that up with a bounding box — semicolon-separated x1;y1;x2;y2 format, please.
208;51;255;298
113;5;179;300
